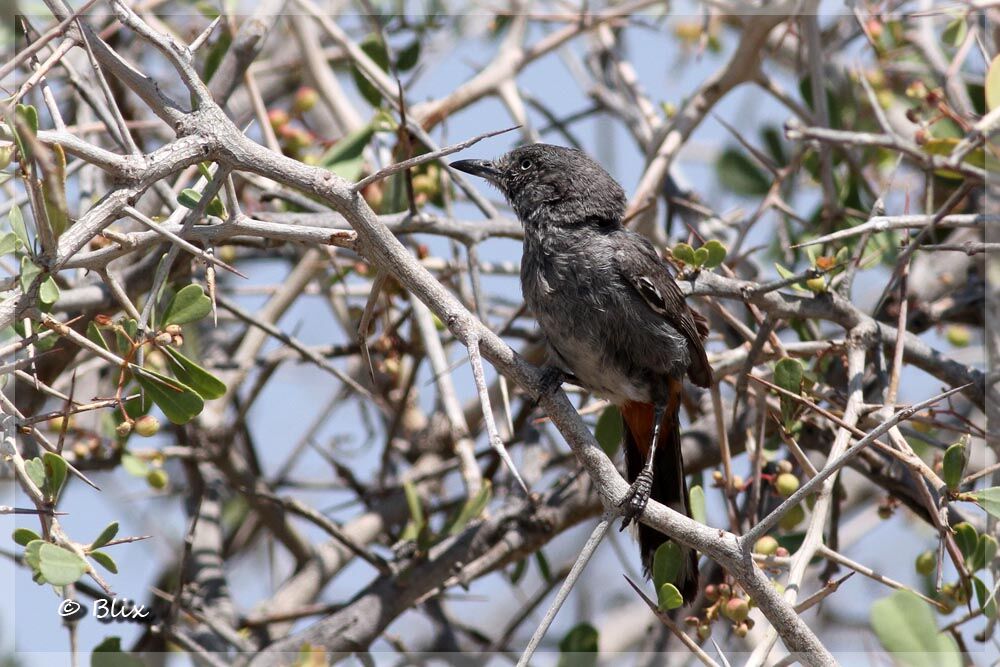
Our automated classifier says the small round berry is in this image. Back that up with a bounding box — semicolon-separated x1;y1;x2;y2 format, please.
779;504;806;531
49;415;73;432
146;469;168;490
946;325;970;347
775;473;800;497
754;536;779;556
915;550;936;576
292;87;319;114
134;415;161;438
267;109;290;129
723;598;749;623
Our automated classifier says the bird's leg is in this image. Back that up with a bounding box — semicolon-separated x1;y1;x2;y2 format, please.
537;366;577;400
619;402;665;531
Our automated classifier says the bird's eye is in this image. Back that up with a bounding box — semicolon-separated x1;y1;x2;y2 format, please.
519;159;532;170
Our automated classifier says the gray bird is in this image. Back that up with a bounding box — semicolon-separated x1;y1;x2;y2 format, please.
451;144;711;599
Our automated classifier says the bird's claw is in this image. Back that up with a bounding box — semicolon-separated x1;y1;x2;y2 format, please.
618;469;653;531
537;366;567;399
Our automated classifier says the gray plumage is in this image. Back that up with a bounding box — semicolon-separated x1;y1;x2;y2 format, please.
452;144;709;404
452;143;710;599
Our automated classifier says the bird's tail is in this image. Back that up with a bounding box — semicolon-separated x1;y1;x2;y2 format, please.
621;397;699;601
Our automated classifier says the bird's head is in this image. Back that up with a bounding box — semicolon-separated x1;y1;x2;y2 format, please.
450;144;626;228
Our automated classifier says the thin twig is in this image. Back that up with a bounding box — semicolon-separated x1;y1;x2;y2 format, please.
516;514;612;667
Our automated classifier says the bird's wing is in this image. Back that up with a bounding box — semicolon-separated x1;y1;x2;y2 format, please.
616;237;713;387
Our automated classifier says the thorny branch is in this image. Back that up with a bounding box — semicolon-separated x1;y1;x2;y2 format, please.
2;2;994;666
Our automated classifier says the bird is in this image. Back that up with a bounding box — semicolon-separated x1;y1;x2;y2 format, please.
451;143;711;599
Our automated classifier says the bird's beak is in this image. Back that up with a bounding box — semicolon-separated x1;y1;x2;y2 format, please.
449;159;501;184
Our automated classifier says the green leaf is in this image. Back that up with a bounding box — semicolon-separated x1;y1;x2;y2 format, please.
774;262;807;292
973;576;998;620
447;480;492;535
536;549;552;582
90;522;119;550
160;346;226;400
24;457;45;491
20;255;41;293
10;204;30;250
42;143;69;238
403;480;425;527
203;29;232;82
114;327;132;358
594;405;622;457
176;189;226;217
922;137;968;180
24;539;43;571
120;453;149;477
987;54;1000;111
42;452;67;501
206;197;226;218
320;122;376;181
689;485;706;525
701;240;727;269
716;147;770;196
161;284;212;326
672;243;695;264
657;582;684;610
954;521;979;561
774;358;803;427
38;542;88;586
942;437;968;491
509;558;527;585
652;541;682;588
558;622;598;654
39;276;59;305
0;139;12;170
91;637;146;667
398;519;420;543
90;550;117;574
396;39;421;71
774;358;803;394
133;366;204;424
760;125;787;166
399;479;429;546
0;232;17;256
971;534;998;572
870;591;961;667
17;103;38;134
13;528;40;546
87;322;111;352
352;33;389;107
123;318;138;340
14;104;38;165
971;487;1000;519
692;247;709;267
177;188;203;209
942;16;967;47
